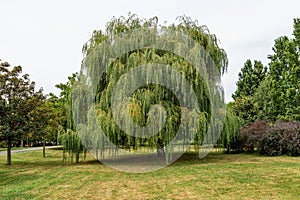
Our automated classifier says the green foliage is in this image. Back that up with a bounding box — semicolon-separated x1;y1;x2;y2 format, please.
231;96;258;126
259;19;300;122
233;18;300;124
0;59;45;165
218;105;241;151
58;128;86;163
266;31;300;121
45;94;66;143
232;59;267;100
231;59;267;125
82;14;228;75
55;73;79;131
55;73;90;163
252;78;271;120
77;13;233;162
26;96;52;140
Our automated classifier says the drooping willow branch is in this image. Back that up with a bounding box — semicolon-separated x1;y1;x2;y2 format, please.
72;14;239;166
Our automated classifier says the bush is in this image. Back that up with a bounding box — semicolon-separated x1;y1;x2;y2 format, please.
258;121;300;156
232;120;300;156
234;120;270;152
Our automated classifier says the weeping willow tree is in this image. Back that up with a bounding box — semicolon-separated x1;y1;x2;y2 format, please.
56;74;87;163
58;127;86;163
218;106;241;152
73;14;239;170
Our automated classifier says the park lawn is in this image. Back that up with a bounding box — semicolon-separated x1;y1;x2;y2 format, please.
0;150;299;199
0;147;26;152
0;147;45;152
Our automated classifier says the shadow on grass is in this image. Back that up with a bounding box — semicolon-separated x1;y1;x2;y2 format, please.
0;149;261;171
79;151;245;167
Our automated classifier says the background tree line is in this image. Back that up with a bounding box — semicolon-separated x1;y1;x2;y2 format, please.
2;15;299;166
0;59;74;165
230;18;300;155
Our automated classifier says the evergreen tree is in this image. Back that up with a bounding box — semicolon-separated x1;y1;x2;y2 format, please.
265;19;300;121
233;18;300;122
232;59;267;100
232;60;267;125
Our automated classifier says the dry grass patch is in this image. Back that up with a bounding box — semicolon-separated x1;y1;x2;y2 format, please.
0;150;299;199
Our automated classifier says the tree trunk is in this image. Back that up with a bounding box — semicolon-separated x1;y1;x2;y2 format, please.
7;137;12;165
156;138;165;157
76;152;80;163
43;140;46;158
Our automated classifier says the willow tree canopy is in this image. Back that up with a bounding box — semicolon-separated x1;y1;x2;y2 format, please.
72;14;237;172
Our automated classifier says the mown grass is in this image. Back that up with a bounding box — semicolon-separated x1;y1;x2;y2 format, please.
0;150;299;199
0;147;27;152
0;146;46;152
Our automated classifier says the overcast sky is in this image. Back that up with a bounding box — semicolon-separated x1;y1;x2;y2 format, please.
1;0;300;102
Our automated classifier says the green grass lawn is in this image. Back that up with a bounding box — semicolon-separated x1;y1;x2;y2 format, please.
0;147;24;152
0;146;41;152
0;150;299;199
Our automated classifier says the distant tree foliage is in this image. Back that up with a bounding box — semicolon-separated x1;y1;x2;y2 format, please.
266;20;300;121
58;128;86;163
233;18;300;124
231;18;300;157
0;60;45;165
55;73;87;163
55;73;79;131
232;59;267;100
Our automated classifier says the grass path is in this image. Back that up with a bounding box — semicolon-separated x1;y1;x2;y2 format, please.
1;150;300;199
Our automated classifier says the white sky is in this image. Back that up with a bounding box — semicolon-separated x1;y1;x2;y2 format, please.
1;0;300;102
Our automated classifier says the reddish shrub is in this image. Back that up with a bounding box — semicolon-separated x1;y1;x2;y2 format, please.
232;120;300;156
